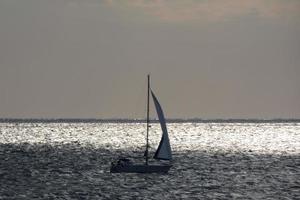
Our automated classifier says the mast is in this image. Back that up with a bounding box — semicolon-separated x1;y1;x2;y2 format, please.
145;74;150;165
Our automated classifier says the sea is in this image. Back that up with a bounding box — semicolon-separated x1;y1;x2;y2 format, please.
0;120;299;199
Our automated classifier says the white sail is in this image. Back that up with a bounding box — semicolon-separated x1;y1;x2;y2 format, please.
151;90;172;160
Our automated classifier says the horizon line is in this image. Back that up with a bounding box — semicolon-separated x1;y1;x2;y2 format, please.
0;118;300;123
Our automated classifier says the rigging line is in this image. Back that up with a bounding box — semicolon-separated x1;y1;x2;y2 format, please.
146;74;150;165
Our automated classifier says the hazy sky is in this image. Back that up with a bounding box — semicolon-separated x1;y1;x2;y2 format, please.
0;0;299;119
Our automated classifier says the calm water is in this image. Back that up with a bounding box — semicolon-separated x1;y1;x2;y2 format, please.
0;123;299;199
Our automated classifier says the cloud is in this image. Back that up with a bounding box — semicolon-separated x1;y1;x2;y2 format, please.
104;0;300;22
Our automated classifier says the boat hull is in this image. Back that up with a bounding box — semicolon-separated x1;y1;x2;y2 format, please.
110;163;172;173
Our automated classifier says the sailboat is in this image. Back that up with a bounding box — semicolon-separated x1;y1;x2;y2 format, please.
110;75;172;173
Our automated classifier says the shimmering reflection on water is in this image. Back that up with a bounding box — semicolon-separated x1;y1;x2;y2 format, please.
0;123;299;199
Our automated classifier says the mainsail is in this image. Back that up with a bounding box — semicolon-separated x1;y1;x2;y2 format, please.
151;90;172;160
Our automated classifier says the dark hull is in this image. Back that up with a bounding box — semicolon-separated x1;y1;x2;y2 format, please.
110;164;172;173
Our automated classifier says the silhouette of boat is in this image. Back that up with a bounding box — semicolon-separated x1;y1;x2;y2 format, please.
110;75;172;173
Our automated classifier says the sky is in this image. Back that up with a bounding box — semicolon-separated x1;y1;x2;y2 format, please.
0;0;299;119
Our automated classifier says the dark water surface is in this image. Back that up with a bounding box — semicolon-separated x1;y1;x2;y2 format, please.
1;122;299;199
0;143;299;199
